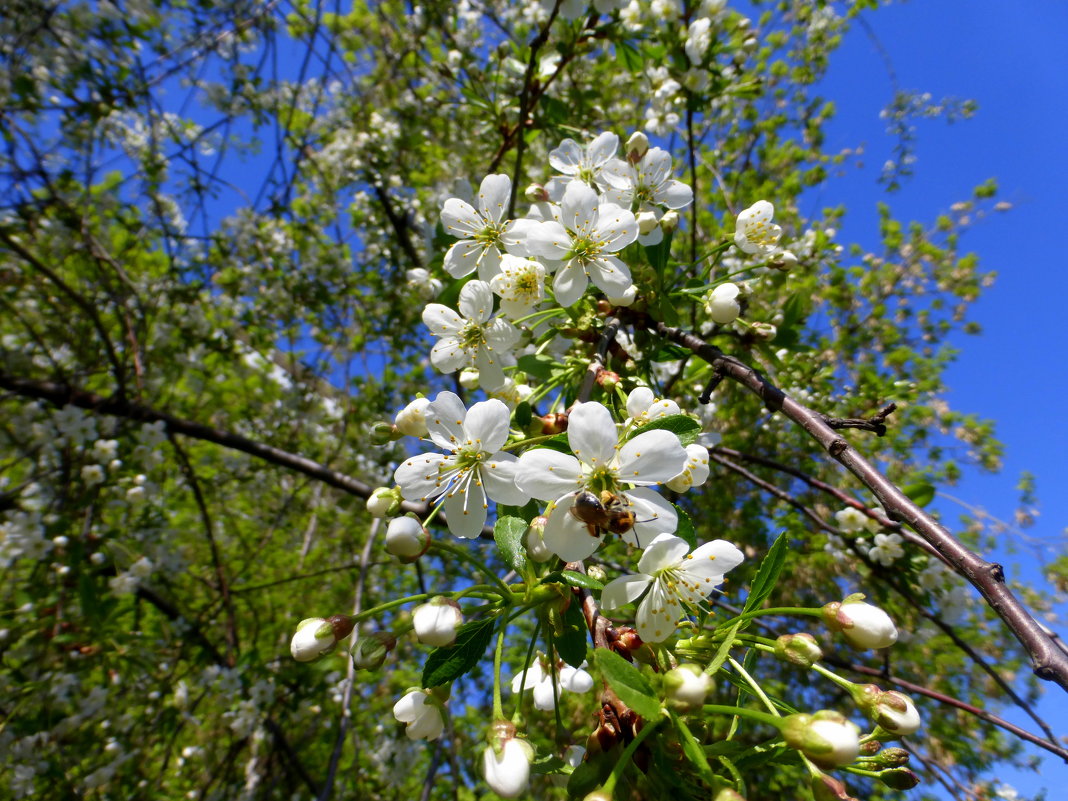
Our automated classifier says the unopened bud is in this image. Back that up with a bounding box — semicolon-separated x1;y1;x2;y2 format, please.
774;632;823;667
782;711;860;768
605;284;638;307
626;131;649;163
525;519;553;563
660;210;680;233
385;516;431;561
822;597;898;650
290;615;354;662
853;685;921;736
371;421;398;446
752;321;777;340
771;249;798;271
540;413;568;435
636;210;659;235
525;183;549;203
459;368;480;390
413;597;463;647
586;564;608;583
664;664;713;710
351;631;397;670
483;723;534;799
367;487;401;518
596;370;621;390
879;768;920;790
714;790;746;801
869;747;910;768
394;397;430;437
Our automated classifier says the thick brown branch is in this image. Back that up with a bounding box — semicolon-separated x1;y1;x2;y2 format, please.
638;313;1068;692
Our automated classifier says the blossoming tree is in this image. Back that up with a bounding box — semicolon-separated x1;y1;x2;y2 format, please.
0;1;1063;800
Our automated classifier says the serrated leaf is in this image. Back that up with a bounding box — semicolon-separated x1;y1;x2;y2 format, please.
627;414;701;446
674;505;696;550
742;531;789;614
706;619;742;674
421;617;497;687
494;516;529;573
670;710;716;785
903;482;935;508
561;570;603;590
591;649;661;720
557;596;588;668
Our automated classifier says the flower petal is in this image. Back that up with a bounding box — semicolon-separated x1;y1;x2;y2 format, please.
426;391;467;450
561;181;599;237
600;573;652;611
443;479;487;539
515;449;582;500
548;138;583;174
559;665;594;693
443;239;483;278
458;280;494;323
586;255;633;298
617;429;687;485
620;487;677;547
656;179;693;210
478;173;511;222
591;206;637;252
680;539;745;584
636;533;689;574
636;580;683;643
422;304;464;336
441;198;482;237
394;452;448;501
543;497;603;561
587;131;620;166
552;260;588;307
464;398;510;452
430;336;468;374
482;453;527;505
566;402;619;470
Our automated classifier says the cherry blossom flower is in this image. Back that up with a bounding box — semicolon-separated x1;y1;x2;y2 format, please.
546;131;619;198
601;147;693;245
734;200;783;256
704;282;742;324
526;182;638;307
665;444;711;493
868;532;905;566
510;654;594;711
440;174;533;280
600;533;744;642
489;254;547;318
392;690;445;741
625;386;681;423
482;735;534;798
423;280;520;391
514;401;687;561
394;392;526;539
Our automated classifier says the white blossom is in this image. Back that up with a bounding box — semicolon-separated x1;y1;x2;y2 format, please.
704;282;741;324
489;254;547;318
482;736;534;798
868;532;905;566
440;174;533;280
392;690;445;741
511;654;594;710
734;200;783;256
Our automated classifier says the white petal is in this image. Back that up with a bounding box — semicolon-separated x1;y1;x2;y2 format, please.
526;220;573;260
586;131;620;166
636;533;689;574
443;239;483;278
586;255;633;298
532;678;558;711
483;317;520;350
617;429;687;485
501;217;541;257
440;198;482;237
464;399;511;452
482;454;528;506
599;158;635;192
514;450;583;500
680;540;745;583
656;179;693;210
512;661;547;692
426;391;467;450
620;487;677;548
548;138;583;174
559;666;594;693
566;402;619;470
475;245;504;282
561;181;599;237
543;498;603;561
430;337;468;374
626;387;655;420
636;581;683;643
478;173;511;222
600;573;652;611
394;453;448;501
392;691;425;723
443;480;487;539
422;304;464;336
591;207;638;252
458;280;494;323
552;260;588;307
475;347;506;392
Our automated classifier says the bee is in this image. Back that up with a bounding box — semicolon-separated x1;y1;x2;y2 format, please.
568;490;639;536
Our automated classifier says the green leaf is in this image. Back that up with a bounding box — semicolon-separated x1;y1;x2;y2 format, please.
515;401;532;428
591;649;661;720
644;230;674;274
561;570;603;590
903;482;936;508
614;39;643;72
517;353;556;381
670;710;716;786
674;505;697;550
557;596;588;668
742;531;789;614
627;414;701;446
494;516;529;573
706;619;742;675
421;617;497;687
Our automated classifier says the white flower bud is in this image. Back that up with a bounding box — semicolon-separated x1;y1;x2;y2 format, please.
385;516;430;560
290;615;354;662
351;631;397;671
774;632;823;667
783;711;860;768
394;397;431;437
855;686;921;736
483;735;534;798
626;131;649;162
393;689;445;740
366;487;400;518
636;210;659;235
459;368;481;390
660;210;680;232
605;284;638;307
525;519;553;563
664;664;713;709
823;597;898;650
413;597;463;647
752;321;777;340
525;183;549;203
704;282;742;324
771;249;798;271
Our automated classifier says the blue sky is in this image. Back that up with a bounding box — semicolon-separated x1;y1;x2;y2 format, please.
817;1;1068;794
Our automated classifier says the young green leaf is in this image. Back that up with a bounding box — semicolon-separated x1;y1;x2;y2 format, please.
421;617;497;687
557;597;589;668
627;414;701;446
591;649;661;720
670;710;716;786
561;570;603;591
742;531;789;614
494;516;529;573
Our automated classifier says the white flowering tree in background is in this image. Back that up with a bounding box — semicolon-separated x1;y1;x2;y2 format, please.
0;2;1064;800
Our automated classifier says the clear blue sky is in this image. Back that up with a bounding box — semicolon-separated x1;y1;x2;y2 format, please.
817;1;1068;794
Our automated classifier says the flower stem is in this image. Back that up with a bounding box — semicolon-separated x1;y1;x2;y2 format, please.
492;614;507;720
728;656;781;717
430;541;514;597
702;703;785;729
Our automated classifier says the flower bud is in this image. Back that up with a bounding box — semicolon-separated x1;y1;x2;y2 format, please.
290;615;354;662
822;597;898;650
626;131;649;163
664;664;713;710
751;321;777;340
385;516;431;561
413;597;463;647
366;486;401;518
586;564;608;583
782;711;860;768
459;368;480;390
660;210;680;233
879;768;920;790
774;632;823;667
525;183;549;203
605;284;638;307
370;421;398;446
394;397;431;437
852;686;920;736
636;210;659;235
869;747;910;768
393;689;445;740
595;369;621;390
351;631;396;670
771;249;798;271
704;282;742;325
714;791;746;801
524;519;553;563
483;726;534;798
